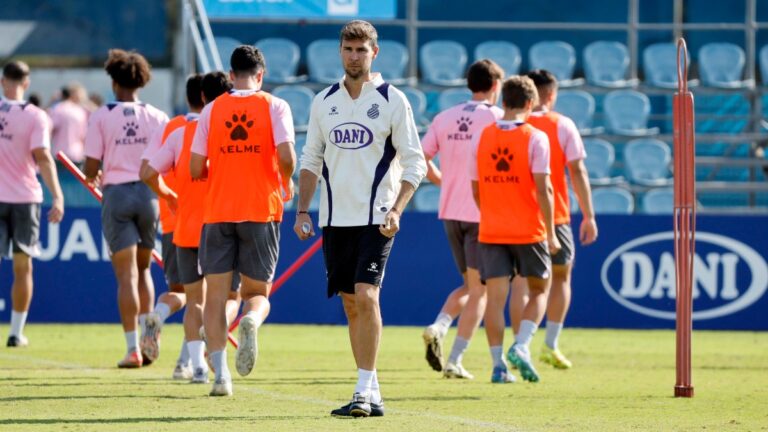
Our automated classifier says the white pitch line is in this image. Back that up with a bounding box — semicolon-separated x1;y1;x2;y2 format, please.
1;352;521;431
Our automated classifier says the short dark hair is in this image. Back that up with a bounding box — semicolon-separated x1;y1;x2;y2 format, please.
185;74;204;109
501;75;538;109
525;69;557;100
104;49;152;89
201;71;232;103
28;93;41;107
3;61;30;81
61;86;71;100
467;59;505;93
339;20;378;48
230;45;265;78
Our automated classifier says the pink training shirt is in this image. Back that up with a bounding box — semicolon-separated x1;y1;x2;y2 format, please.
422;101;503;223
84;101;169;186
0;99;51;203
529;109;586;163
469;120;550;181
49;100;89;163
191;89;295;157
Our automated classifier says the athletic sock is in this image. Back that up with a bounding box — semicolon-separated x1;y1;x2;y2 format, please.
177;338;190;366
187;340;206;370
354;368;375;397
515;320;538;355
545;321;563;350
154;303;171;324
490;345;505;369
124;331;139;353
447;336;469;365
9;311;28;337
211;350;230;381
370;370;382;404
433;312;453;337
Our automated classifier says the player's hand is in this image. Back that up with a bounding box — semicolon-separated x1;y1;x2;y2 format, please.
48;197;64;223
294;213;314;240
548;234;562;255
282;178;294;202
580;217;598;245
164;192;179;214
379;209;400;238
87;170;102;189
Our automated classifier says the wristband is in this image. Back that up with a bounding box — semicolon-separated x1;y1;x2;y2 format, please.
296;210;309;215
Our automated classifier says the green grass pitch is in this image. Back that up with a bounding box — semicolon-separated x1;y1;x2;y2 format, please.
1;324;766;431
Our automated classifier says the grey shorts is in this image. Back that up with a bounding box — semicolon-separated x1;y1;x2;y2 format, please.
177;246;243;289
161;233;181;285
479;241;551;280
552;224;575;266
101;182;159;254
199;222;279;282
0;202;41;257
443;220;479;273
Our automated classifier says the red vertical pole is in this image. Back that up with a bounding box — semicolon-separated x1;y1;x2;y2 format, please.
673;38;695;398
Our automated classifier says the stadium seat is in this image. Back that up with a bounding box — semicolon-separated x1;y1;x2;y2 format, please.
420;40;468;86
474;41;521;75
554;90;604;135
307;39;345;84
603;90;659;136
438;88;472;111
528;41;584;87
698;42;753;88
642;187;674;214
202;36;243;71
583;41;638;88
254;38;306;84
293;133;307;163
376;40;411;85
272;85;315;132
624;138;672;186
583;138;624;185
413;184;441;212
592;187;635;214
401;86;428;126
643;42;699;89
760;45;768;85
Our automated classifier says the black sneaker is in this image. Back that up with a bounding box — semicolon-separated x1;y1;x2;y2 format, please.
6;335;28;347
331;393;372;418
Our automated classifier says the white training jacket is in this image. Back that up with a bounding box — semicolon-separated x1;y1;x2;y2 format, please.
301;74;427;227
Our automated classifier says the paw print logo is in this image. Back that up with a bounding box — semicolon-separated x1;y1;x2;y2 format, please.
456;116;472;132
0;117;7;131
225;113;253;141
123;121;139;137
491;147;513;172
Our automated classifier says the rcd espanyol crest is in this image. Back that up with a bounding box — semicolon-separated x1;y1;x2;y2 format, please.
367;103;380;119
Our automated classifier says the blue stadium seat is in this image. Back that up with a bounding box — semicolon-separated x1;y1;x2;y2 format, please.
272;85;315;132
555;90;603;135
202;36;243;71
255;38;306;84
583;138;624;185
420;40;467;86
603;90;659;136
760;45;768;85
293;133;307;164
698;42;753;88
583;41;638;88
474;41;521;75
401;86;428;126
438;88;472;112
624;138;672;186
643;42;699;89
307;39;345;84
376;40;410;85
413;185;441;212
592;187;635;214
529;41;583;87
642;187;674;214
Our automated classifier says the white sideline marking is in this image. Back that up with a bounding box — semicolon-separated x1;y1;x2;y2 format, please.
0;352;521;431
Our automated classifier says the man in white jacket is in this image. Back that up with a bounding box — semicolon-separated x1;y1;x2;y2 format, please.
294;20;426;418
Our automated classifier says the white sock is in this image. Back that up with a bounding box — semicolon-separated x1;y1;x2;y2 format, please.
125;331;139;353
187;340;206;371
490;345;505;369
370;370;382;404
154;303;171;324
545;321;563;350
177;338;190;366
515;320;538;354
448;336;469;365
211;350;230;381
138;314;148;335
354;368;375;396
9;311;28;337
433;312;453;337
